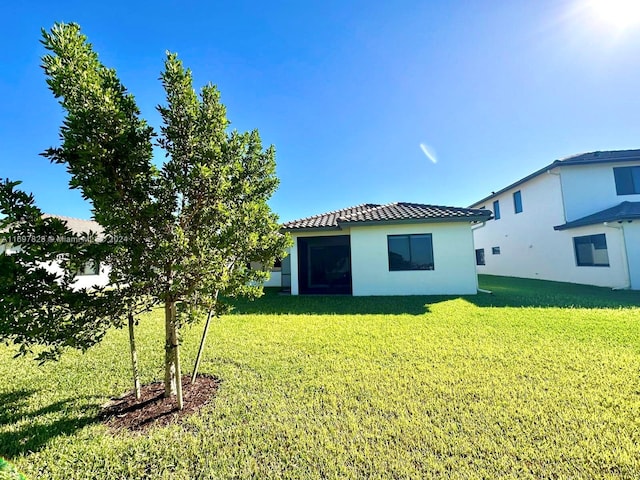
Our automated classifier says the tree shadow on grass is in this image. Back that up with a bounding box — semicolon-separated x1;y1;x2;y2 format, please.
0;389;100;458
228;276;640;315
228;290;438;315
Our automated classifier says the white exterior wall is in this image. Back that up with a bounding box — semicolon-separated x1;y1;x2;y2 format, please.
1;244;111;290
349;223;478;296
555;225;628;288
289;223;479;296
472;172;571;281
560;161;640;221
263;271;281;288
45;261;111;290
472;164;635;289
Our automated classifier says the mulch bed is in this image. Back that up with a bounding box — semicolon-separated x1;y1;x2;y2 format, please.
100;374;221;433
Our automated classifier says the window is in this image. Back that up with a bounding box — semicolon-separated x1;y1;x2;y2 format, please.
76;260;100;276
614;166;640;195
513;190;523;213
475;248;485;266
573;234;609;267
493;200;501;220
492;246;501;255
388;234;434;271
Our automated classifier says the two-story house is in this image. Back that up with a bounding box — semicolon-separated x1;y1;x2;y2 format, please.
470;150;640;290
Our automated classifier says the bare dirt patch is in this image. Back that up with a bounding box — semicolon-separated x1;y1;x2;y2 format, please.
100;374;220;433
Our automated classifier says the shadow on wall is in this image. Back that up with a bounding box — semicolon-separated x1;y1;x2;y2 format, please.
227;275;640;315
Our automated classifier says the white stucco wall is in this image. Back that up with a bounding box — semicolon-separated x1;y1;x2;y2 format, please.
46;260;111;290
556;225;629;288
561;161;640;221
349;223;478;296
472;172;570;281
1;244;111;290
263;270;281;288
289;222;479;296
471;166;634;289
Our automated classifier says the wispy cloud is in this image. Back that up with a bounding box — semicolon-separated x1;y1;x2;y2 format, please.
419;143;438;164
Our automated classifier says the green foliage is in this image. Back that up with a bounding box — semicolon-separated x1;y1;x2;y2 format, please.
154;52;289;314
39;22;289;320
0;179;121;362
1;278;639;479
40;22;159;310
35;22;290;402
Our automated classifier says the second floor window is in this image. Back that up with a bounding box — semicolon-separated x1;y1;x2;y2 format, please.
493;200;501;220
513;190;523;213
614;166;640;195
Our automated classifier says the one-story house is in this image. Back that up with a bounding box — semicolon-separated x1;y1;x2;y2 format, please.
279;202;492;296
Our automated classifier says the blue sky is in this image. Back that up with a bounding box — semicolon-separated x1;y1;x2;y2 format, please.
2;1;640;222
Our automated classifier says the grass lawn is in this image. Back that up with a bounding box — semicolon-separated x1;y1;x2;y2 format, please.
1;275;639;479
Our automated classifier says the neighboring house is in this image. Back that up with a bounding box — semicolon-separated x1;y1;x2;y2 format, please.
1;214;110;290
45;215;111;290
279;202;491;296
470;149;640;290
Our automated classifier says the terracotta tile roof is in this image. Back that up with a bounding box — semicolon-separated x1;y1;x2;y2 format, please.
282;202;491;230
554;201;640;230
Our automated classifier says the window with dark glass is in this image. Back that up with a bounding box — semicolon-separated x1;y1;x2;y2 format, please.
493;200;501;220
614;166;640;195
475;248;485;266
492;246;501;255
573;234;609;267
513;190;523;213
388;234;434;271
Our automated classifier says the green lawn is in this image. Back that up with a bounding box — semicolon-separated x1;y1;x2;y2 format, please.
1;275;639;479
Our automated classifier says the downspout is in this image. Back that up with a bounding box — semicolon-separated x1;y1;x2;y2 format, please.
603;222;631;290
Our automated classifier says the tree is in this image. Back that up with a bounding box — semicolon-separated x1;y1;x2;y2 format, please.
39;23;290;409
0;179;121;363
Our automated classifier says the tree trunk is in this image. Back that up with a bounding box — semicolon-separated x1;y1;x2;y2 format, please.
164;300;177;398
164;299;184;410
128;311;141;401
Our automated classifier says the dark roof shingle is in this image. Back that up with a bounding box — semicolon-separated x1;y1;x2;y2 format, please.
554;201;640;231
282;202;491;230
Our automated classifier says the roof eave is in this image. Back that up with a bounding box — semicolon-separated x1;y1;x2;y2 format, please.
471;153;640;208
280;225;343;233
469;161;560;208
555;217;639;231
338;216;492;228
